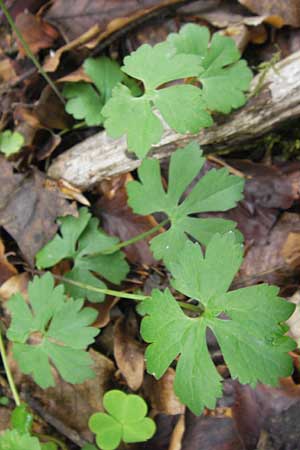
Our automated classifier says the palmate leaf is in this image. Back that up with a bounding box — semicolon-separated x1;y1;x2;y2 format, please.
140;233;296;415
0;430;42;450
7;272;99;388
102;42;212;158
167;24;253;113
36;208;129;302
89;390;156;450
127;143;244;265
63;57;123;126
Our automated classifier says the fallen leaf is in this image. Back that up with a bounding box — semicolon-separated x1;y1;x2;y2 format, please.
0;272;29;303
0;407;11;432
93;296;120;328
286;290;300;344
114;315;145;391
95;174;157;266
0;156;76;266
238;0;300;27
143;369;185;415
0;239;17;286
15;11;59;56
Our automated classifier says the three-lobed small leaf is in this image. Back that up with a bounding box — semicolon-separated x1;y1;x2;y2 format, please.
89;390;156;450
0;130;24;156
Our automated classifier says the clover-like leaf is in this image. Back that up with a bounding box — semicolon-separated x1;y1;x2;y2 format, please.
7;272;99;388
102;42;212;158
127;143;244;265
140;233;296;415
0;430;41;450
89;390;156;450
36;208;129;302
0;130;24;156
167;24;253;113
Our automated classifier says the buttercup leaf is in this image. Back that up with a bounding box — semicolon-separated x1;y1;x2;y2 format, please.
168;24;253;113
63;82;104;126
127;143;244;264
0;430;41;450
141;234;296;414
7;272;99;388
102;41;211;158
89;390;156;450
84;57;123;103
36;208;129;302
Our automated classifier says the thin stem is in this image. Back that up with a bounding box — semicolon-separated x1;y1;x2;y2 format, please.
89;218;169;257
0;0;65;104
52;273;150;301
51;273;203;313
34;433;68;450
59;120;87;136
0;329;20;406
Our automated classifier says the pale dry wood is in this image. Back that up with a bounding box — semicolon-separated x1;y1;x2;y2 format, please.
48;50;300;190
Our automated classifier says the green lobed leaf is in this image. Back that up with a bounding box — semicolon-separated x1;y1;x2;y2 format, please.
167;24;253;114
0;130;24;156
11;404;33;435
7;272;99;388
84;57;123;103
127;143;244;265
36;208;129;302
102;41;212;158
141;234;296;415
89;390;156;450
63;82;104;126
0;430;41;450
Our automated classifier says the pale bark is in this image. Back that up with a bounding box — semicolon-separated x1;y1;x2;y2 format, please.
48;50;300;190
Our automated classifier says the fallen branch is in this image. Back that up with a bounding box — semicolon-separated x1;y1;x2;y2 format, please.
48;50;300;190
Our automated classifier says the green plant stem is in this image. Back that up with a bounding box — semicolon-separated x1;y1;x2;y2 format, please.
0;0;65;104
34;433;68;450
59;120;87;136
50;273;202;313
0;329;20;406
89;218;170;256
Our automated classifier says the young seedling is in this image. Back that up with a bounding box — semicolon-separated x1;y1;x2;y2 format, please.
89;390;156;450
0;130;24;156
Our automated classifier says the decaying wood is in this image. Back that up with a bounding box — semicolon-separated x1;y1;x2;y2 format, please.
48;50;300;190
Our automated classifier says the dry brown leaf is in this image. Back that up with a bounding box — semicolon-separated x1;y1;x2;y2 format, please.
143;368;185;415
0;239;17;286
0;408;11;432
168;414;185;450
0;157;76;266
93;296;120;328
0;272;30;303
114;315;145;391
239;0;300;27
15;11;59;56
286;290;300;343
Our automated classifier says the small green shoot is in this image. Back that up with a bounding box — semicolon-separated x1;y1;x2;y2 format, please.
7;272;99;388
0;130;24;156
0;430;42;450
11;404;33;434
89;390;156;450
